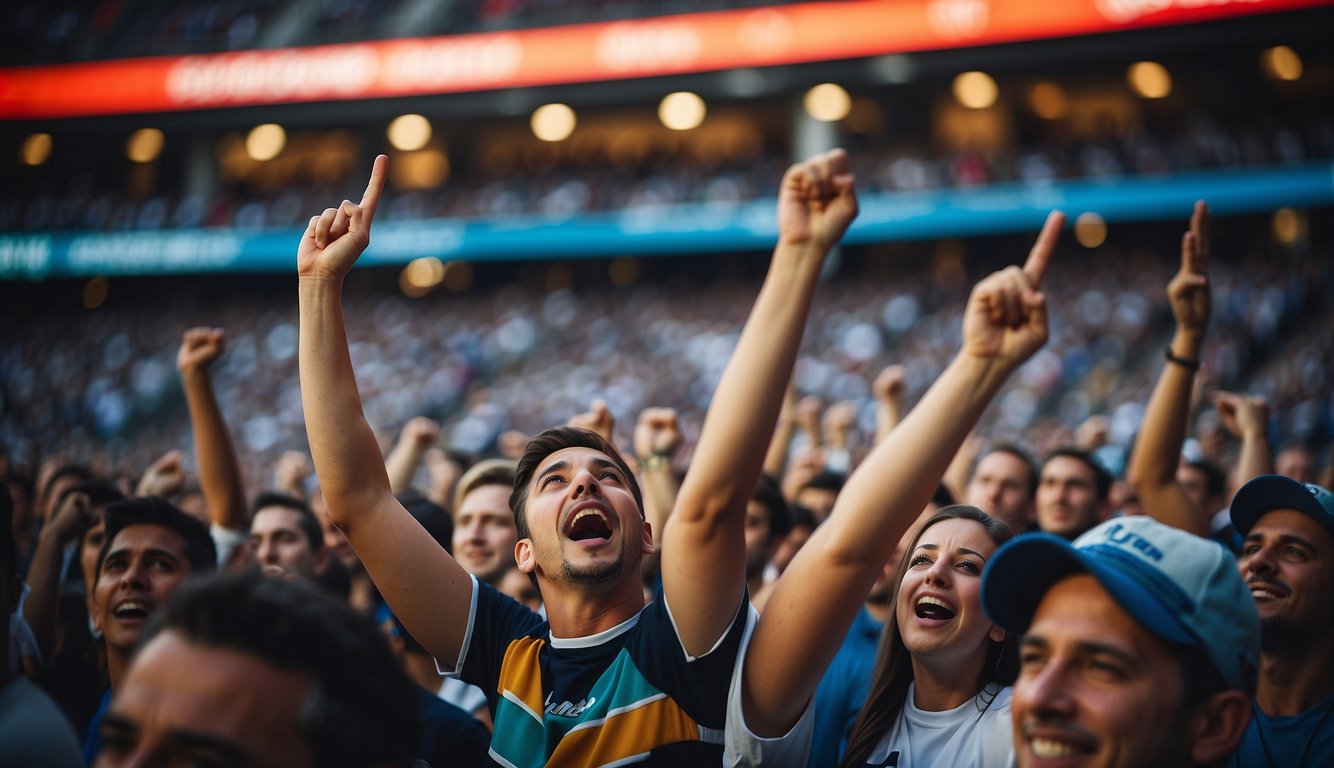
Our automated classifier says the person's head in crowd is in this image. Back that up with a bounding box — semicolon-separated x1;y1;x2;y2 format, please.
452;458;519;585
4;469;34;547
41;463;95;522
508;426;649;596
90;497;216;687
398;489;453;553
744;474;791;592
1273;443;1316;484
497;564;543;613
842;505;1018;765
248;492;330;582
796;470;845;524
60;480;127;594
1230;475;1334;658
983;516;1258;768
1036;448;1111;541
768;503;817;576
96;571;418;768
1177;458;1226;517
966;444;1037;531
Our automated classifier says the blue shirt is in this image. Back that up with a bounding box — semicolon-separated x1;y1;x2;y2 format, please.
1230;695;1334;768
808;605;884;768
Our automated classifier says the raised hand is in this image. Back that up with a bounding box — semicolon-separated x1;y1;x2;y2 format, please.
297;154;387;279
1167;201;1210;337
49;491;97;544
177;327;225;374
569;399;615;444
872;364;907;405
961;211;1064;367
1214;391;1269;439
634;407;681;461
776;148;859;251
135;450;187;498
400;416;441;450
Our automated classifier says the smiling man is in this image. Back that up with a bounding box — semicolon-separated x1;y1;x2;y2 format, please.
1227;475;1334;767
982;516;1258;768
84;497;216;761
297;149;858;764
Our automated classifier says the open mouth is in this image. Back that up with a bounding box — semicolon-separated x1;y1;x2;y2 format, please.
915;596;956;620
567;509;613;542
1248;580;1287;601
1030;737;1083;759
113;600;151;621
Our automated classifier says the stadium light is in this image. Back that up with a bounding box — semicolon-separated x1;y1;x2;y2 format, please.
1272;208;1303;246
126;128;165;164
804;83;851;122
531;104;576;142
21;133;53;166
658;92;706;131
953;71;998;109
84;277;109;310
1028;82;1067;120
1261;46;1302;81
388;114;433;151
246;124;286;161
1127;62;1171;99
1074;212;1107;249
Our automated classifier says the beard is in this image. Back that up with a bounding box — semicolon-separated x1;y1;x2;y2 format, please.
560;533;639;586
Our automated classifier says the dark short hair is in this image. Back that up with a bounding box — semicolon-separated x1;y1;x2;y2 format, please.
788;503;818;531
509;426;643;542
398;490;453;554
800;470;847;495
251;492;322;552
1042;447;1112;502
975;444;1039;498
931;483;956;509
41;463;95;503
98;497;217;580
1184;459;1227;502
58;480;125;510
752;474;792;541
139;571;418;767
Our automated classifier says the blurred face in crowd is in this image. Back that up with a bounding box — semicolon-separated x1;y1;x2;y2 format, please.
896;518;1003;668
1176;463;1213;515
96;630;311;768
743;500;776;582
1240;508;1334;650
795;486;837;525
769;522;813;576
967;451;1033;529
1013;574;1192;768
516;447;651;589
453;483;519;584
249;506;326;581
92;525;195;657
498;566;543;614
1274;447;1316;484
1036;456;1104;540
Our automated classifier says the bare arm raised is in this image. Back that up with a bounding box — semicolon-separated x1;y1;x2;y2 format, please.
177;327;248;533
739;211;1065;737
1126;202;1212;537
663;149;859;656
298;155;472;664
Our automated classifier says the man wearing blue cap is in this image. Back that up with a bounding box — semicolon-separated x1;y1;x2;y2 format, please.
1227;474;1334;767
982;516;1258;767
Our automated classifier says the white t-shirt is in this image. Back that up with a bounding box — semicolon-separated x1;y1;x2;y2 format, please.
724;605;816;767
861;683;1015;767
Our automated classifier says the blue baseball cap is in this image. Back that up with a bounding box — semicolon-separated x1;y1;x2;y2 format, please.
1230;474;1334;538
981;516;1259;693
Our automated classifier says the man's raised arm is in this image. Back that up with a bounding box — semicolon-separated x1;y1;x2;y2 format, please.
177;327;248;535
1126;201;1212;537
739;211;1065;737
297;155;471;663
662;149;858;657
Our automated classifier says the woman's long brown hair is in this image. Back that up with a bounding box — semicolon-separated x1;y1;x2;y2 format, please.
839;505;1018;767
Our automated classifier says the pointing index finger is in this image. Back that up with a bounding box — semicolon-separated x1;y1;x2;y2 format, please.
358;154;388;226
1023;210;1065;286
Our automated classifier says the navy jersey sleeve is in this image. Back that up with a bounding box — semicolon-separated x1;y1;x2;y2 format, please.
455;577;547;711
629;589;750;731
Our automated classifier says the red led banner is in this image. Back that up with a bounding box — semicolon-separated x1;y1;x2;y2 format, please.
0;0;1324;119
